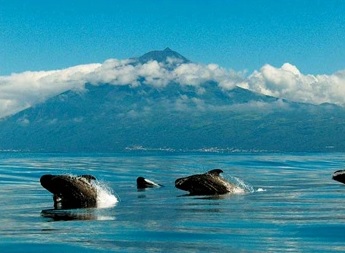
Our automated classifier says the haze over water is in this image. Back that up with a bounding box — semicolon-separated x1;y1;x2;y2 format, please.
1;152;345;252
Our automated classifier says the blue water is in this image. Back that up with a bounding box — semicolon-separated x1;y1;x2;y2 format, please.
1;152;345;252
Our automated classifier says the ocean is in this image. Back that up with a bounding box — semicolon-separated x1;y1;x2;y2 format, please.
1;152;345;252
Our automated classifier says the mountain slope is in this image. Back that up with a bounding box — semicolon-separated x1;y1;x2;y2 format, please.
0;49;345;152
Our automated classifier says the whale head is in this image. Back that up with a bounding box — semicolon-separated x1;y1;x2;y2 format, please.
175;169;234;195
333;170;345;184
40;174;98;209
136;176;161;189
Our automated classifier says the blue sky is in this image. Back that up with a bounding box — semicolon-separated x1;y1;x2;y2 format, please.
1;0;345;118
1;0;345;75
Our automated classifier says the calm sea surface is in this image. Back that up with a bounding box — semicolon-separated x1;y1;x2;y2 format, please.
1;152;345;252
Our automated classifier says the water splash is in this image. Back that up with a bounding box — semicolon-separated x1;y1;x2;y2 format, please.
256;188;266;192
93;181;118;208
228;176;255;194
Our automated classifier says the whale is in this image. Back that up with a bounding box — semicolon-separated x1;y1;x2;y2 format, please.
175;169;236;195
40;174;98;209
137;177;162;189
333;170;345;184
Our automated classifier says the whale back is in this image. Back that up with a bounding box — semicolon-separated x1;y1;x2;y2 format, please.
40;174;97;209
175;169;232;195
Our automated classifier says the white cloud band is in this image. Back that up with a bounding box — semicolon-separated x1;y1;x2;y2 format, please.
0;57;345;119
242;63;345;106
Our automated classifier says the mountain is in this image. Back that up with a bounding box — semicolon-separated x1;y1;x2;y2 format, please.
135;47;190;64
1;48;345;153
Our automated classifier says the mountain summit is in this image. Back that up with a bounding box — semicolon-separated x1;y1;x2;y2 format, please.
136;47;190;64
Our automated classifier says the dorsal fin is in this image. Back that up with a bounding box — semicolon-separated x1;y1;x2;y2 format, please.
207;169;223;176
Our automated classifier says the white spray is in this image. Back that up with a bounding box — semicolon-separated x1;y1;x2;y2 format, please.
92;181;118;208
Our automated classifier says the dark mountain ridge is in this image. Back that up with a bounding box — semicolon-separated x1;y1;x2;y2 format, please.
135;47;190;64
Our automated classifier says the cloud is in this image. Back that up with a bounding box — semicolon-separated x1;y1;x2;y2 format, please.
1;56;345;119
87;59;140;86
0;58;243;118
0;64;100;118
174;63;242;90
241;63;345;105
87;59;240;89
